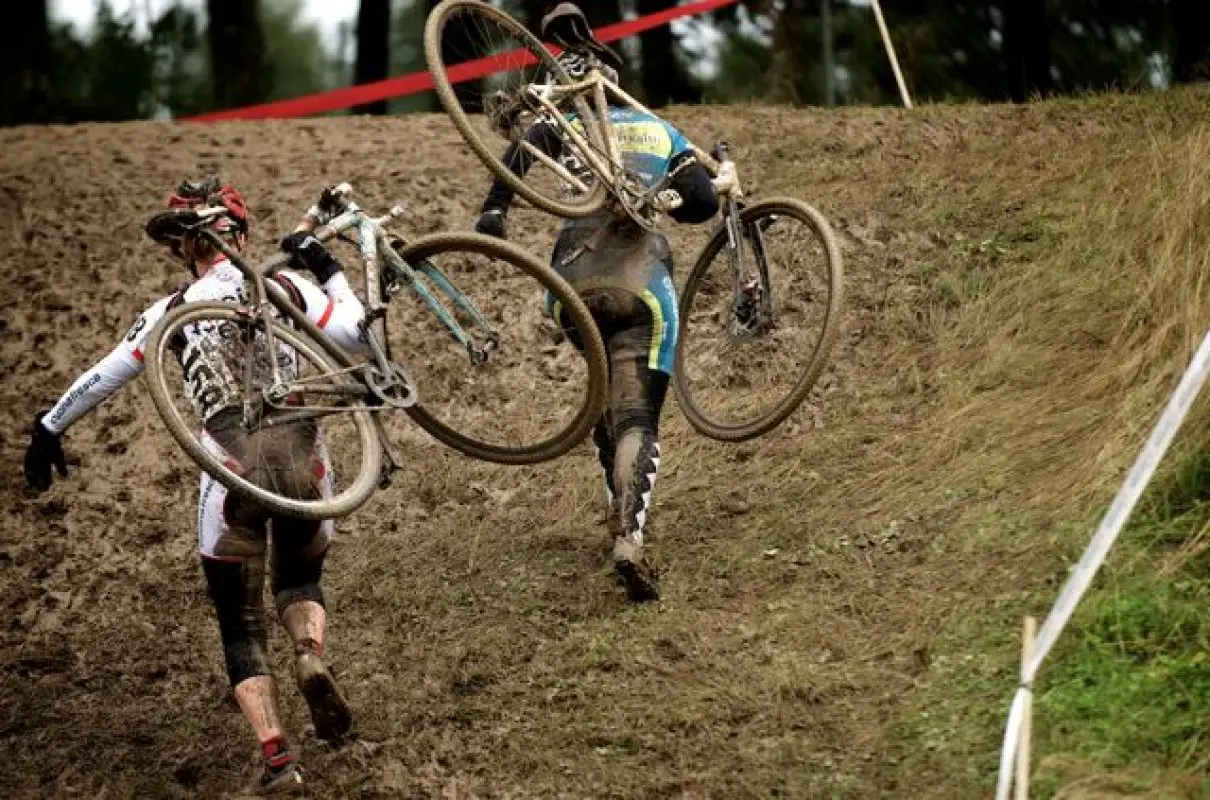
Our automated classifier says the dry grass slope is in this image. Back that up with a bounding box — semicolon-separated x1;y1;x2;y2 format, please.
2;88;1210;798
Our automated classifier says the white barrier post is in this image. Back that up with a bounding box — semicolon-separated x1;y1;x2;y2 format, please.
869;0;914;108
993;330;1210;800
1015;617;1036;800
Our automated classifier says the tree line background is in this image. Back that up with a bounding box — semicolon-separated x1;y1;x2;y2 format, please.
3;0;1209;126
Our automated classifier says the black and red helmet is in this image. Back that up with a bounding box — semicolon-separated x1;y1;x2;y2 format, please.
166;177;248;234
149;177;249;262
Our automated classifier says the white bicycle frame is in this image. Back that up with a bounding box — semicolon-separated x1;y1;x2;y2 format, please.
521;68;741;219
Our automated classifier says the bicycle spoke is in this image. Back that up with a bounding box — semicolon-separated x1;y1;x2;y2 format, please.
383;237;595;454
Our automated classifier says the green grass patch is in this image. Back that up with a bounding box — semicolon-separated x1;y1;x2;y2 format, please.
1026;450;1210;793
1026;453;1210;795
1037;568;1210;768
886;450;1210;797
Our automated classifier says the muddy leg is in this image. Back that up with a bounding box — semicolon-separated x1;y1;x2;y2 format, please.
606;326;670;603
271;487;350;742
592;413;619;526
198;431;308;791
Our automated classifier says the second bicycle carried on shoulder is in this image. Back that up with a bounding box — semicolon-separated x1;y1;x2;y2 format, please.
424;0;845;442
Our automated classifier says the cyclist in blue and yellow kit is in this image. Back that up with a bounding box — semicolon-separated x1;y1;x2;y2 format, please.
474;3;720;602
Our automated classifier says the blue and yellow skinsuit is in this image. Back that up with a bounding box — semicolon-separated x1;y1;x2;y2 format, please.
479;105;719;600
547;108;689;374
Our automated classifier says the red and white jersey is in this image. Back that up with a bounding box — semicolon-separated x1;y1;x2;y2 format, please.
43;259;366;434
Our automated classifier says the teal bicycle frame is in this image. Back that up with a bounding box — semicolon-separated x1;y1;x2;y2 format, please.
199;190;502;478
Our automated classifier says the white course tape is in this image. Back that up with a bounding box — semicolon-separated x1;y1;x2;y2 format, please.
993;330;1210;800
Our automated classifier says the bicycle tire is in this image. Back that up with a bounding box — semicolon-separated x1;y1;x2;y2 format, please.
423;0;609;220
394;231;609;464
674;197;845;442
143;302;382;521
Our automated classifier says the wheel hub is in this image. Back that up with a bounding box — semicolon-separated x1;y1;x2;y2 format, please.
731;278;772;337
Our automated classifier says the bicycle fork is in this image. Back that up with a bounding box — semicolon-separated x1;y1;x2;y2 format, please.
380;235;499;365
724;195;773;337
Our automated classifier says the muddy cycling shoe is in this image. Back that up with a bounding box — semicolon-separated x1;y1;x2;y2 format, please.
294;647;352;742
613;537;660;603
259;762;304;796
259;737;305;796
474;209;508;240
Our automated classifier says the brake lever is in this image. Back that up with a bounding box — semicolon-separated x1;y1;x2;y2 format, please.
319;182;354;214
304;182;356;226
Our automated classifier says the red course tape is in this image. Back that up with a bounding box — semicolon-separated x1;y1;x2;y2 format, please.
188;0;739;122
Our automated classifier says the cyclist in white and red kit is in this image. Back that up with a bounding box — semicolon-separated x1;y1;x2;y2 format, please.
22;178;365;795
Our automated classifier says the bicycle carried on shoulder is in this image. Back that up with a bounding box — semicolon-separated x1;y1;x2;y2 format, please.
142;183;608;521
424;0;845;441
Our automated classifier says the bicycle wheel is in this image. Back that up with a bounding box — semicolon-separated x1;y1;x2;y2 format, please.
424;0;610;219
143;302;382;521
387;232;608;464
675;198;844;442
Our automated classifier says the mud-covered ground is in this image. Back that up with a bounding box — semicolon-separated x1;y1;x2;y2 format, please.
0;102;1115;798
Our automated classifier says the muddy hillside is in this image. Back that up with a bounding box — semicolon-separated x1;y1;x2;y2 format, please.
5;94;1210;798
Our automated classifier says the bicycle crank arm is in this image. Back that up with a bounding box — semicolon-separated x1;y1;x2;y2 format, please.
364;362;419;409
373;416;403;488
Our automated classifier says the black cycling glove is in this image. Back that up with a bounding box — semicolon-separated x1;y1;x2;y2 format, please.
281;232;344;285
24;412;67;492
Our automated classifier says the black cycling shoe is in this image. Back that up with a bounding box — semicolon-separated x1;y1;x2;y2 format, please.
613;537;660;603
295;648;352;742
474;209;508;240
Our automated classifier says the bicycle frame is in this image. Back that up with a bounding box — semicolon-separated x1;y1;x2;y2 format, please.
524;68;773;325
196;194;503;474
523;68;742;215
